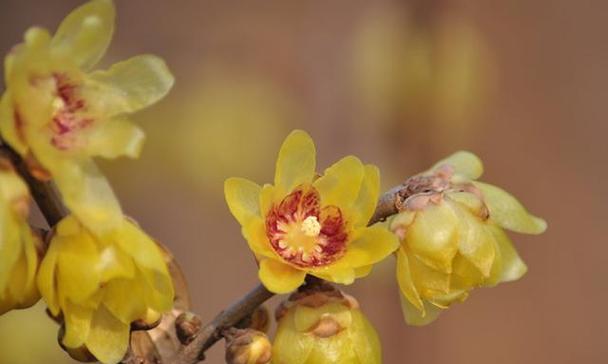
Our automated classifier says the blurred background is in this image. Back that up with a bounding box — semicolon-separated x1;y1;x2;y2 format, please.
0;0;606;363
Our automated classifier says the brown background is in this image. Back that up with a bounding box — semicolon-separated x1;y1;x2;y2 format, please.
0;1;606;363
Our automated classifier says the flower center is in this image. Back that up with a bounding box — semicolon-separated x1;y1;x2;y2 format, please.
266;186;347;268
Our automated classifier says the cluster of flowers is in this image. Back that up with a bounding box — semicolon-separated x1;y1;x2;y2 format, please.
0;1;547;364
225;130;546;362
0;1;175;363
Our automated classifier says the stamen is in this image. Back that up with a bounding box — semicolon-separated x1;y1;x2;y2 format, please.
301;216;321;237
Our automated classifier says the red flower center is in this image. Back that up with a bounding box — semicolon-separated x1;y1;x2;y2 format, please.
265;185;348;268
49;73;93;150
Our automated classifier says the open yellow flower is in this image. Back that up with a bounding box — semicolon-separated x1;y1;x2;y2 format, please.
273;285;382;364
390;151;547;325
0;0;174;235
225;130;398;294
0;159;42;314
38;215;175;364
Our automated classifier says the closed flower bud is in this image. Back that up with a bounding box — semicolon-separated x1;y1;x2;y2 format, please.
225;328;272;364
273;284;382;364
38;215;175;364
175;311;202;345
0;158;42;314
390;151;547;326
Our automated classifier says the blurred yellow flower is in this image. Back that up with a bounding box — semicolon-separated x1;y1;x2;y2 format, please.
273;285;382;364
0;159;41;315
0;0;174;235
390;151;547;325
225;130;398;294
38;215;175;364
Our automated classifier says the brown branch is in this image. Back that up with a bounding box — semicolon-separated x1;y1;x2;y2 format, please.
0;143;68;226
171;184;409;364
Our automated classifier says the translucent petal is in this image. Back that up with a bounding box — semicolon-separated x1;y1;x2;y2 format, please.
273;309;314;364
258;259;305;294
37;238;60;315
488;225;528;283
50;0;115;70
0;92;28;155
451;254;485;289
62;301;93;348
354;264;373;278
475;182;547;234
84;117;144;159
339;226;399;268
408;253;451;298
294;303;351;333
85;55;174;116
449;201;495;277
103;277;146;324
351;164;380;226
274;130;316;192
313;155;364;210
98;244;135;283
51;159;123;236
56;230;101;305
224;177;262;226
406;204;459;273
400;295;443;326
241;218;276;259
430;151;483;180
259;183;281;216
310;266;355;285
351;309;382;364
396;249;423;311
86;305;130;364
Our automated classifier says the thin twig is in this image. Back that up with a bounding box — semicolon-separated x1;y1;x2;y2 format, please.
171;184;409;364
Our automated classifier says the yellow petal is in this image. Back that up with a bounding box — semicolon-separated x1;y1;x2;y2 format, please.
224;177;262;226
84;117;144;159
474;182;547;234
0;92;28;155
396;249;423;311
37;238;60;315
85;55;174;116
241;218;276;259
273;310;314;364
103;277;146;324
451;254;485;289
431;151;483;180
86;305;130;364
258;259;305;294
50;0;115;70
449;202;495;277
51;159;123;236
488;225;528;284
259;183;280;217
351;164;380;226
62;301;93;348
98;244;135;283
406;204;459;273
351;308;382;364
56;232;102;305
408;253;451;298
340;226;399;268
274;130;316;192
313;155;364;211
310;266;355;285
399;295;443;326
354;264;373;278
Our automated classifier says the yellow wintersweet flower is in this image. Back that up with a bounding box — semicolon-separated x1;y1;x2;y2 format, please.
0;159;42;314
273;284;382;364
225;130;399;294
38;215;175;364
0;0;174;235
390;151;547;325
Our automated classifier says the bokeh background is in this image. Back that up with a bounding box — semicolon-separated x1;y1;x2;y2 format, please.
0;0;606;363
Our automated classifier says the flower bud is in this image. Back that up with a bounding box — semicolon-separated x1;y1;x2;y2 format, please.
273;284;382;364
390;151;547;325
225;328;272;364
175;312;202;345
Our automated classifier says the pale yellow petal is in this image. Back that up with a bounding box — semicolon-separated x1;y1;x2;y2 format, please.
258;259;305;294
85;55;174;116
310;266;355;285
339;226;399;268
351;164;380;226
488;225;528;283
241;218;276;259
62;301;93;348
224;177;262;226
400;295;443;326
409;253;451;297
431;151;483;180
354;264;373;278
449;201;495;277
50;0;115;70
103;277;146;324
37;238;60;315
85;117;144;159
274;130;316;192
86;305;130;364
259;183;281;217
406;204;459;273
351;308;382;364
273;310;314;364
56;232;101;305
0;92;28;155
313;155;364;211
396;249;423;311
474;182;547;234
